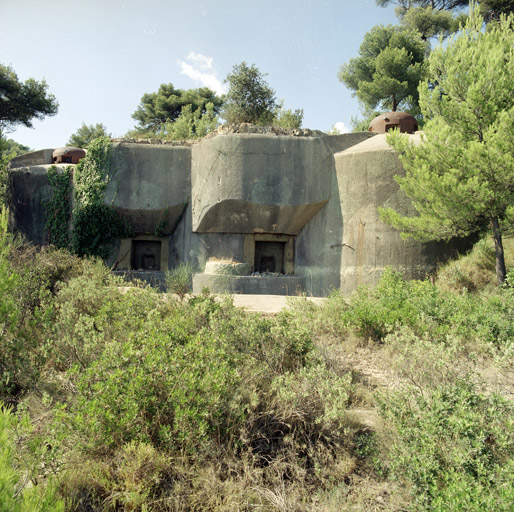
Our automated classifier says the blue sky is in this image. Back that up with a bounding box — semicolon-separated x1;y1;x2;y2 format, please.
1;0;398;149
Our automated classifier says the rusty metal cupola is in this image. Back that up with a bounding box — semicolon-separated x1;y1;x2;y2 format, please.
52;146;86;164
368;111;418;134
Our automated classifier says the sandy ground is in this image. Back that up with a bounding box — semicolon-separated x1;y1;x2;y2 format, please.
229;294;326;314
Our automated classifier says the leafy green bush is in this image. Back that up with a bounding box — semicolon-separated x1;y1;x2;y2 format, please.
52;294;333;463
0;405;65;512
0;208;18;330
319;267;514;354
436;237;499;293
49;268;165;371
0;209;22;399
340;268;441;341
62;441;170;511
165;262;193;300
9;245;86;316
61;323;243;453
379;381;514;511
270;361;352;436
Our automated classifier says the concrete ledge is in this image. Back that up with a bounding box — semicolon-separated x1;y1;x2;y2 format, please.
193;273;306;295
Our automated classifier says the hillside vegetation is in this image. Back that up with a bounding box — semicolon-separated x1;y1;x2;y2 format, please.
1;214;513;511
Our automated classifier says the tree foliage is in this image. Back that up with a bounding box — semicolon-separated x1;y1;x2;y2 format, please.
222;62;277;125
338;25;427;113
273;100;304;130
0;138;30;205
158;102;219;140
380;10;514;285
67;122;111;148
479;0;514;22
399;6;466;39
377;0;468;40
375;0;468;10
0;64;58;135
378;0;514;28
131;84;223;134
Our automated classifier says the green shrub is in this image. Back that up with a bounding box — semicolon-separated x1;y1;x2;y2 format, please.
0;405;65;512
53;295;322;459
0;208;18;329
341;268;440;341
378;381;514;511
437;237;498;293
165;262;194;300
319;267;514;353
0;209;22;399
49;268;165;371
270;361;352;436
9;245;86;316
62;326;243;454
62;441;170;511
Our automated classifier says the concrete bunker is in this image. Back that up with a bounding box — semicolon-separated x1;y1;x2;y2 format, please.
7;124;465;297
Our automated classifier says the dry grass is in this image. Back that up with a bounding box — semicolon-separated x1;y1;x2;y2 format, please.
436;235;514;293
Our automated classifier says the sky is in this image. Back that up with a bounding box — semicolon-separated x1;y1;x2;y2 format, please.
0;0;398;150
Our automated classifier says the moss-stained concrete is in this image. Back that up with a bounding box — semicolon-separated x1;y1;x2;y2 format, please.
7;130;466;296
335;134;460;294
192;134;336;234
105;143;191;235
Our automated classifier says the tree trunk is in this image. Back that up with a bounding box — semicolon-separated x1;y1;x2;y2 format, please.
491;217;507;286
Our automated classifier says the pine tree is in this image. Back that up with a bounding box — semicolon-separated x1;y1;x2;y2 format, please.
380;8;514;285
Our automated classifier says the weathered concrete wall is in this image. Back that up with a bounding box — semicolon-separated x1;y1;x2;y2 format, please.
193;274;305;295
321;132;375;154
168;202;246;271
190;132;376;295
293;133;376;296
8;165;70;246
105;143;191;235
191;134;334;234
294;166;344;296
6;131;465;297
334;134;458;294
9;149;54;169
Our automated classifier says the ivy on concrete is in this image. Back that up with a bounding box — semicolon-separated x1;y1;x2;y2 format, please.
154;208;169;237
70;137;131;258
43;166;72;249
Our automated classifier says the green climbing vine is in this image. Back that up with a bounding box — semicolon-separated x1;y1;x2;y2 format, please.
154;208;169;237
73;136;112;207
71;137;130;258
43;166;72;249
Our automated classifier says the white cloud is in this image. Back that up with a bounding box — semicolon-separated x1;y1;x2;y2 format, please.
177;52;227;95
185;50;213;69
333;121;350;134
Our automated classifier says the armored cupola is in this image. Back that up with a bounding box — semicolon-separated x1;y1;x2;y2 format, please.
52;146;86;164
368;111;418;134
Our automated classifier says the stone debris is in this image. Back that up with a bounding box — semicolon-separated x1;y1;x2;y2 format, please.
216;123;324;137
250;271;285;277
111;124;324;147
